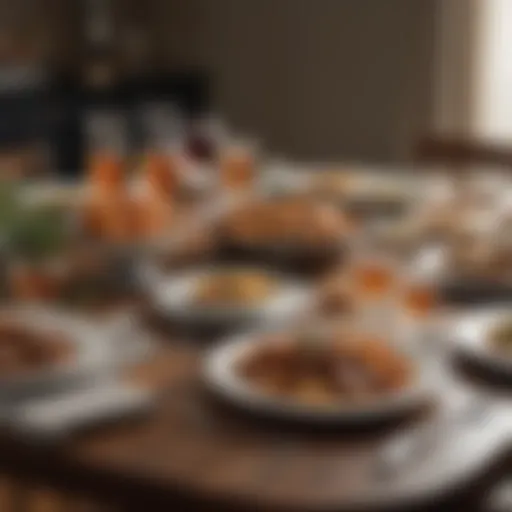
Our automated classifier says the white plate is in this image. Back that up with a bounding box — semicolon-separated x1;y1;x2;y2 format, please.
453;308;512;375
140;265;313;327
0;305;132;399
259;167;420;204
203;330;437;424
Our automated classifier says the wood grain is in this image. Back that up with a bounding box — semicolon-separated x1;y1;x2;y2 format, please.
0;337;506;511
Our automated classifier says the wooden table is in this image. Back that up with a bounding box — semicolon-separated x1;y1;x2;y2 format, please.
0;335;509;512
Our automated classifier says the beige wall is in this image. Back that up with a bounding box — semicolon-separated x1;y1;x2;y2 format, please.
160;0;437;162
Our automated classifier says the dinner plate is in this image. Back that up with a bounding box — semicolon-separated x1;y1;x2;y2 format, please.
203;330;438;425
260;168;418;208
453;308;512;376
0;305;134;400
140;265;313;329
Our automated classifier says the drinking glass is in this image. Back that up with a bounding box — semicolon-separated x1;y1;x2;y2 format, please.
347;239;400;337
398;256;443;353
219;139;258;192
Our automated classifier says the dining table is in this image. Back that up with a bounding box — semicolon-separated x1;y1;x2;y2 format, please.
0;320;509;512
1;174;512;512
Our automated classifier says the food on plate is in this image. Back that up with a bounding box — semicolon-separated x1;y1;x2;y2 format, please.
0;323;73;377
194;270;277;306
236;329;412;406
221;198;348;247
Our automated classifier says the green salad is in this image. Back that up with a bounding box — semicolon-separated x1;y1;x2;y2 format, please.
0;183;70;263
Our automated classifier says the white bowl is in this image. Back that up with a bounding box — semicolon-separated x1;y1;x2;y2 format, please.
203;329;438;425
140;265;313;328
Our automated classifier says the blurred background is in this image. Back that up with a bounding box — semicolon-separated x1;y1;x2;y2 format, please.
0;0;509;177
1;3;512;511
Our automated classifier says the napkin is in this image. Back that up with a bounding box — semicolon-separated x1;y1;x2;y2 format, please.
9;381;155;441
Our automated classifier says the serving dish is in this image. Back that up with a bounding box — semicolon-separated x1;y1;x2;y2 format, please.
139;264;313;329
0;305;130;400
216;197;350;271
204;324;437;424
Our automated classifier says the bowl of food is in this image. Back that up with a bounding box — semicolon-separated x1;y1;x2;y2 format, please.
0;322;72;378
141;265;312;329
204;324;436;424
217;198;350;271
193;269;278;307
0;306;119;398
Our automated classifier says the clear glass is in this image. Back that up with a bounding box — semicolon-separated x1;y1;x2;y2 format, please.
348;237;399;300
219;138;258;191
396;253;444;354
347;236;401;338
